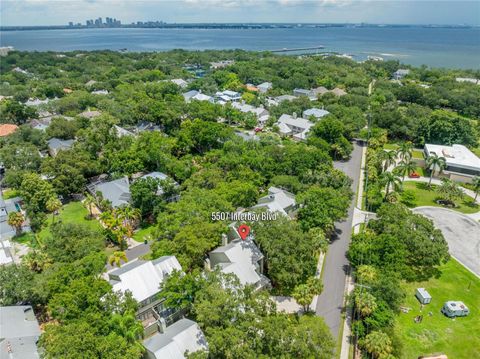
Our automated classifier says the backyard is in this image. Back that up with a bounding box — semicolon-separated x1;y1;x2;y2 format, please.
38;201;103;240
394;259;480;358
401;181;479;214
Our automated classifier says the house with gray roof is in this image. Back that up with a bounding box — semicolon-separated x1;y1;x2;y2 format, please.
0;306;41;359
293;88;315;99
143;318;207;359
257;82;272;93
108;256;182;336
114;125;135;137
393;69;410;80
78;109;102;119
93;176;131;208
252;186;297;217
276;113;314;141
182;90;213;103
303;108;330;120
274;94;297;103
231;102;269;119
208;237;270;290
47;138;75;157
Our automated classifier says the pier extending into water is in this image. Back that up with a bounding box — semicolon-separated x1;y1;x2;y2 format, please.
268;45;325;53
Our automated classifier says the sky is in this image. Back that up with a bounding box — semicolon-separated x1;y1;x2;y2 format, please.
1;0;479;26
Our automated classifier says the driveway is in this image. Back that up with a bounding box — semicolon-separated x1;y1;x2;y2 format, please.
316;141;364;338
413;207;480;277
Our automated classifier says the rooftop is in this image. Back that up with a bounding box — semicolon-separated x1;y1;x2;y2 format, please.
108;256;182;303
143;318;207;359
0;124;19;137
94;176;131;207
303;108;330;119
0;306;41;359
425;144;480;171
210;238;263;286
252;186;296;216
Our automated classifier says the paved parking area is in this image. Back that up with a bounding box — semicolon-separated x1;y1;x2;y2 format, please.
413;207;480;277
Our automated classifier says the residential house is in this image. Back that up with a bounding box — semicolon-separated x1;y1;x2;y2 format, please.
169;79;188;88
47;138;75;157
293;88;315;99
303;108;330;120
78;109;102;119
424;144;480;183
276;113;314;141
143;318;207;359
0;306;41;358
208;236;270;290
114;125;135;137
0;124;18;137
85;79;97;87
0;192;28;242
245;83;259;92
135;121;162;133
330;87;347;96
257;82;272;93
274;94;297;103
311;86;329;97
456;77;480;85
231;102;269;119
393;69;410;80
215;90;241;103
92;176;131;208
252;186;297;217
140;172;179;199
25;98;53;107
210;60;235;69
182;90;214;103
107;257;182;336
92;89;109;95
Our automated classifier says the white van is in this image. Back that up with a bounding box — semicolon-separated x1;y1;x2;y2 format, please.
441;301;469;318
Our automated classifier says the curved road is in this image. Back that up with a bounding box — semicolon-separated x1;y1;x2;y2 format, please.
316;142;364;340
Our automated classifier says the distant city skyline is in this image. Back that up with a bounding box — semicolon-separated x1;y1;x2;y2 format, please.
1;1;479;27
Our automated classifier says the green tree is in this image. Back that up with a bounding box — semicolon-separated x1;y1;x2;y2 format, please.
46;197;62;224
84;193;96;219
379;172;402;200
108;251;128;267
396;142;413;161
361;330;393;359
425;152;446;187
471;176;480;201
436;178;464;206
378;150;397;173
7;211;25;236
395;158;417;181
292;277;323;312
354;290;378;317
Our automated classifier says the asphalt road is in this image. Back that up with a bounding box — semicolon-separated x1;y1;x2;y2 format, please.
413;207;480;277
316;141;364;340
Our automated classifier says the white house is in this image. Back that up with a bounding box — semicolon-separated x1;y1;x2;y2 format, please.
257;82;272;93
424;144;480;182
169;79;188;88
143;318;208;359
252;186;297;217
215;90;241;103
231;102;269;119
455;77;479;85
303;108;330;120
208;237;270;290
276;113;314;141
393;69;410;80
108;257;182;335
183;90;214;103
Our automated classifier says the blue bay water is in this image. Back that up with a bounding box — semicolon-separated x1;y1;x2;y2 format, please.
0;27;479;69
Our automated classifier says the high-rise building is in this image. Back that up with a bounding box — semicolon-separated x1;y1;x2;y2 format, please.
68;22;73;27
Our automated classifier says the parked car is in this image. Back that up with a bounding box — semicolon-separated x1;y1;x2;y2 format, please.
409;172;420;178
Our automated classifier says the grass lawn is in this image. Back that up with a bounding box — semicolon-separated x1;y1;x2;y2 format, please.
11;232;37;247
412;149;424;160
395;259;480;359
402;181;479;214
383;143;399;150
132;225;156;242
38;201;103;240
2;188;20;199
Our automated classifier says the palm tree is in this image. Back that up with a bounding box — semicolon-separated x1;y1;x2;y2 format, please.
84;193;96;219
436;178;464;206
354;290;378;318
356;265;378;284
378;150;397;172
7;211;25;237
395;158;417;181
46;197;62;224
109;313;144;350
380;172;402;200
472;176;480;201
108;251;128;267
396;142;413;161
425;153;446;187
361;331;393;359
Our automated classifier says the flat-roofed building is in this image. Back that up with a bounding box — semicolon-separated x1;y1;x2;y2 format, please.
0;306;41;358
424;144;480;182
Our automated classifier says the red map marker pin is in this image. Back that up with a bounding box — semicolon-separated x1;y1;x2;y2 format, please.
237;224;250;240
